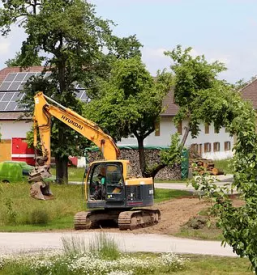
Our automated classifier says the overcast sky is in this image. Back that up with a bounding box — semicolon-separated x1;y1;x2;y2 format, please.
0;0;257;84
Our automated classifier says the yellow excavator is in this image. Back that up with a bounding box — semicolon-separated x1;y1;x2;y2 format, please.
29;92;160;230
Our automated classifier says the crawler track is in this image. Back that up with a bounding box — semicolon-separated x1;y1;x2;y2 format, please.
118;209;161;230
74;209;161;230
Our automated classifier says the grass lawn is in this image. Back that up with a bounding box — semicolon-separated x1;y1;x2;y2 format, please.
154;189;191;203
174;254;252;275
51;167;86;182
213;158;233;175
176;226;223;241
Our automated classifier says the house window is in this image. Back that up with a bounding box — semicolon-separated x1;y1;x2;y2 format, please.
213;142;220;152
155;119;160;136
204;143;211;153
191;143;198;154
177;121;182;135
197;144;203;156
224;141;231;151
214;128;219;134
205;124;209;134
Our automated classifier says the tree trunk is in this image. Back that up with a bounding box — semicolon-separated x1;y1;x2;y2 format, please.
180;126;190;147
137;136;147;177
55;126;69;184
55;154;68;184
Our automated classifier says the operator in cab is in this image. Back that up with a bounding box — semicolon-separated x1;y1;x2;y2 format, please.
90;173;106;200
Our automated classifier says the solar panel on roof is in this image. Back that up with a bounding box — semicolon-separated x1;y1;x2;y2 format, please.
0;102;7;111
2;92;14;101
12;92;21;101
0;82;11;91
14;73;26;81
80;91;88;101
76;90;83;98
5;102;17;111
5;73;17;81
8;82;21;91
24;72;35;81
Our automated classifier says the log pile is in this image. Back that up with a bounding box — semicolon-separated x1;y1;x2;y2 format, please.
86;148;181;180
189;148;223;175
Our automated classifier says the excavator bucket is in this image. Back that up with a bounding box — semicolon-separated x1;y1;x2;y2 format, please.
28;163;54;200
30;181;54;200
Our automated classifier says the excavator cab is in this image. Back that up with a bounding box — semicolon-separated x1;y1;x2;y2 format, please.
86;161;126;209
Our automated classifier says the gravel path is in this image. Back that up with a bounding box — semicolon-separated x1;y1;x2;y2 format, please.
0;231;236;257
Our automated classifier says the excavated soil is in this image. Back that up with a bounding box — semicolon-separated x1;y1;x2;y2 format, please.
89;197;213;235
135;197;212;235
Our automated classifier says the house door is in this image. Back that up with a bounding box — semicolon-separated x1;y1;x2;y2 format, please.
0;139;11;162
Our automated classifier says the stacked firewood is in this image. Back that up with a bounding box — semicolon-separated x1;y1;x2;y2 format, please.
189;148;223;175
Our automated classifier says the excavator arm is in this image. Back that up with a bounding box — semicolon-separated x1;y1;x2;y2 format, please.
29;91;120;200
34;92;119;162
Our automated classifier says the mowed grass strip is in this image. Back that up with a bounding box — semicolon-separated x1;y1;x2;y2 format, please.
0;181;188;232
174;254;252;275
154;189;192;203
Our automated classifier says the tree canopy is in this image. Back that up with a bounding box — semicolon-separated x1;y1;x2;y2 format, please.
84;57;174;176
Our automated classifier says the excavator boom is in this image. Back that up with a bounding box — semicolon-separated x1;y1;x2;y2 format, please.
33;92;119;162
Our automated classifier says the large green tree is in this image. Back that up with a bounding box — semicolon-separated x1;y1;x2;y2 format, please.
167;45;257;272
0;0;142;183
164;45;227;138
84;57;174;177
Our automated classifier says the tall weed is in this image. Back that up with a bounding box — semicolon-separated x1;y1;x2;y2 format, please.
89;232;120;260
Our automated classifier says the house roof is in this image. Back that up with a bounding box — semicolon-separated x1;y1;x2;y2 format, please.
161;90;179;116
241;79;257;110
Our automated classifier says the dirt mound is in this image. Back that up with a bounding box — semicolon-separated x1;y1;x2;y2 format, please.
135;197;211;235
